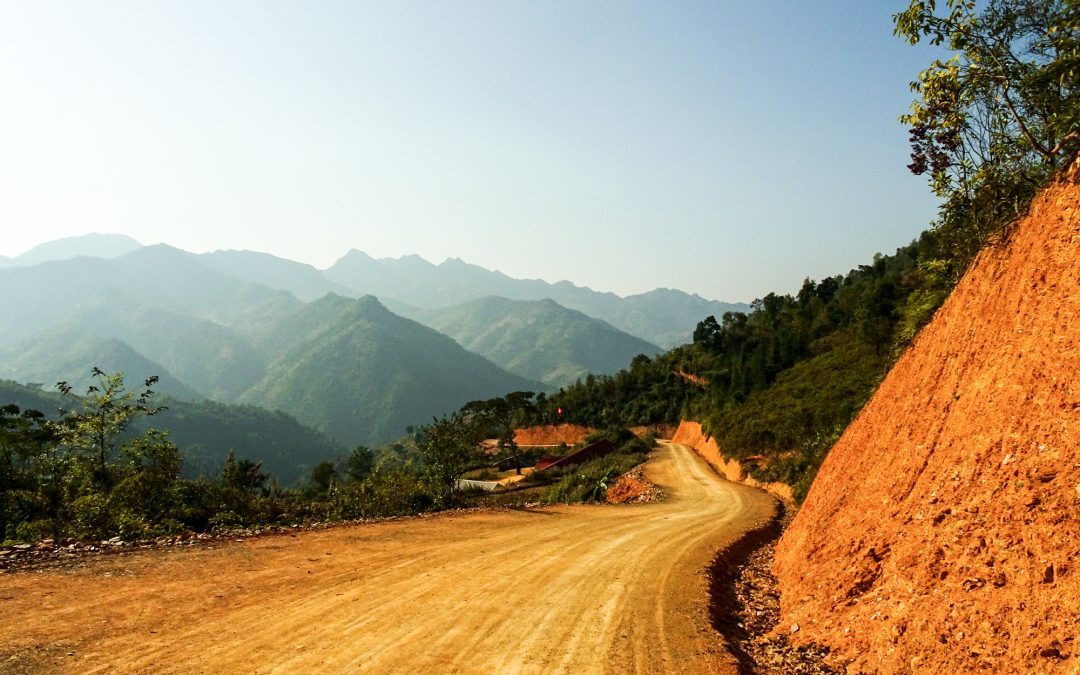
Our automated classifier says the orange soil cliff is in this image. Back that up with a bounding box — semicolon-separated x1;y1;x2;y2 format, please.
773;177;1080;673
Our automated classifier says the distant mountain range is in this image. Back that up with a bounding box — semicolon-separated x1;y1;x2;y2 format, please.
190;247;745;348
322;249;746;348
4;234;748;347
0;233;749;463
0;247;539;448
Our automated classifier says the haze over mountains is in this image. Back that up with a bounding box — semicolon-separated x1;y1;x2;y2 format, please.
0;233;746;477
4;234;748;346
322;249;745;348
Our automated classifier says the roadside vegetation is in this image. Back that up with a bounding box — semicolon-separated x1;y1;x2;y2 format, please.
521;428;654;504
0;372;652;544
0;370;478;543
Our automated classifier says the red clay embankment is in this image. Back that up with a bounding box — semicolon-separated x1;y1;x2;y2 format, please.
773;175;1080;673
672;421;794;503
513;423;592;446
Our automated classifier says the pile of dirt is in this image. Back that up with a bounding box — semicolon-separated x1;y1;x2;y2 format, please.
672;421;794;502
513;423;592;446
773;176;1080;672
605;465;664;504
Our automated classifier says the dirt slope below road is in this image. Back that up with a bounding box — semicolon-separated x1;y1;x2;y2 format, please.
773;177;1080;672
0;442;774;674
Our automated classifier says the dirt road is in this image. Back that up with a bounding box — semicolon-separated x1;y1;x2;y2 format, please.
0;442;775;674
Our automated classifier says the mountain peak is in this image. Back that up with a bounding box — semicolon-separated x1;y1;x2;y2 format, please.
344;249;375;261
118;243;195;263
388;254;436;270
9;233;142;267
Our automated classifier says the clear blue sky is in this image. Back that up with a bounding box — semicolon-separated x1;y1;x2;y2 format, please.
0;1;940;302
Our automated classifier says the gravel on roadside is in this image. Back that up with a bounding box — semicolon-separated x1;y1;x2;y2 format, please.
710;502;839;674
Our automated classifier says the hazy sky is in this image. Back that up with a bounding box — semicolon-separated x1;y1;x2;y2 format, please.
0;1;940;302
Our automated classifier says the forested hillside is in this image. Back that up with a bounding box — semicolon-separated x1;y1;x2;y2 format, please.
539;227;974;500
539;0;1080;504
240;295;541;446
391;296;661;387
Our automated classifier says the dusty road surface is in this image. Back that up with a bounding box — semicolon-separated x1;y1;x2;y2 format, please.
0;442;775;674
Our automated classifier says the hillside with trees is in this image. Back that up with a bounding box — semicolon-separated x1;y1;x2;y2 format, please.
0;379;344;485
536;237;941;500
240;295;541;446
391;296;662;387
767;5;1080;670
536;0;1080;507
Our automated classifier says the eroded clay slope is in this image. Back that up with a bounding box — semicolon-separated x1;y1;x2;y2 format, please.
513;423;593;446
773;177;1080;673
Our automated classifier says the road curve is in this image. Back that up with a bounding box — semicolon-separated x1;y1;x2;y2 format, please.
0;442;775;674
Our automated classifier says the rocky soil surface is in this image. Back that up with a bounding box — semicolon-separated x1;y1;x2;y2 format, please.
773;171;1080;672
711;506;837;674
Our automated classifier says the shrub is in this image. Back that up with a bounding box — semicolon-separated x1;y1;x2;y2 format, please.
541;448;647;504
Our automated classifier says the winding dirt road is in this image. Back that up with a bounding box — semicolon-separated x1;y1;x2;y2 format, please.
0;442;774;673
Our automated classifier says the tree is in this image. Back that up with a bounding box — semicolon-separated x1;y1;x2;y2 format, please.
463;391;536;475
215;450;268;525
220;450;268;494
693;315;722;350
419;413;481;507
308;460;338;496
114;429;183;526
895;0;1080;270
0;405;54;539
55;368;166;490
345;446;375;482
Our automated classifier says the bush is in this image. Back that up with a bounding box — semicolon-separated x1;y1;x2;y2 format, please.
208;510;243;531
541;448;647;504
71;493;113;539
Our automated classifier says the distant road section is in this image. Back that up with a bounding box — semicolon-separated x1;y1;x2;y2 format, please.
0;442;775;674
